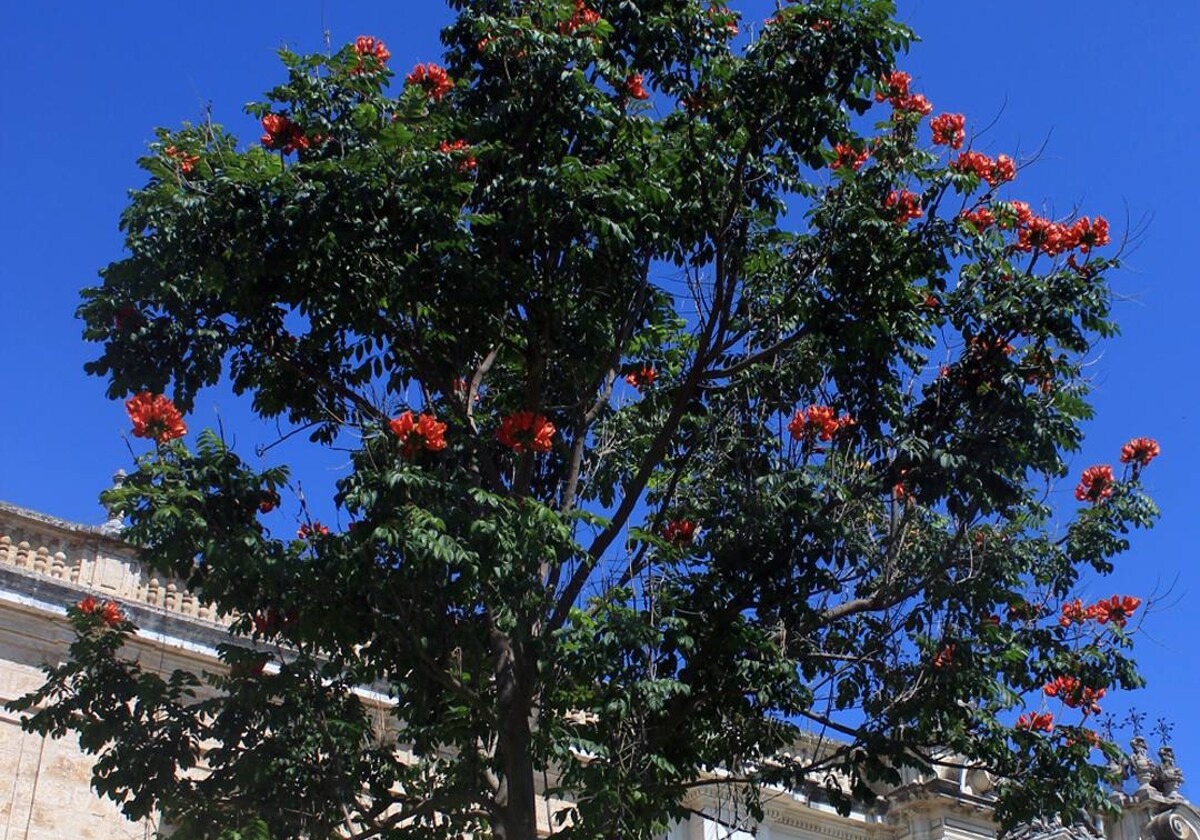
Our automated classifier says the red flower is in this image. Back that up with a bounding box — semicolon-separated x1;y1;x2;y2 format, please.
1059;598;1101;627
625;74;650;101
99;601;123;626
258;489;280;514
297;522;330;540
353;35;391;71
788;405;850;442
932;643;955;669
930;113;966;149
252;607;295;635
1044;676;1105;714
1071;216;1110;252
625;366;657;390
875;70;911;103
951;151;1015;188
1074;465;1114;503
497;411;556;453
260;113;310;155
1016;216;1080;257
664;519;698;547
439;139;478;172
1092;595;1141;629
893;93;933;116
389;411;448;457
164;145;200;174
406;63;454;101
1017;712;1054;733
992;153;1016;184
78;597;122;625
1005;200;1034;228
561;1;602;34
1120;437;1160;467
960;207;995;231
831;143;869;172
707;4;740;36
126;392;188;444
884;190;923;224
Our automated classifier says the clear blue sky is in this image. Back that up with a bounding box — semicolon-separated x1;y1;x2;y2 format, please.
1;1;1196;782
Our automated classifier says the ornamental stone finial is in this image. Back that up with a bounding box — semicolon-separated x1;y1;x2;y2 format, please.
1130;736;1158;793
97;470;126;537
1155;746;1185;799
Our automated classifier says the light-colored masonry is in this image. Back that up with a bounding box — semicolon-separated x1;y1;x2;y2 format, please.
0;498;1193;840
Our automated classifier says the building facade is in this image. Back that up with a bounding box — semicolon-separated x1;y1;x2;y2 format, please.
0;498;1192;840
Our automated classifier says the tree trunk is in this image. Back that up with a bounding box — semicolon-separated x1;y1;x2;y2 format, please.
492;631;539;840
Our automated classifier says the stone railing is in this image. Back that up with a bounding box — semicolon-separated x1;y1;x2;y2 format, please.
0;500;229;626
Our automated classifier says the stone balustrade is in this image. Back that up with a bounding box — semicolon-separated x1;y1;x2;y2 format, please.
0;500;228;627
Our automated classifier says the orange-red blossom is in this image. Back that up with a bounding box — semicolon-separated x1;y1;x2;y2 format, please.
125;392;187;444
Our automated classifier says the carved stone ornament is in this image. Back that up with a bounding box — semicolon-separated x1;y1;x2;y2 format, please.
1142;807;1200;840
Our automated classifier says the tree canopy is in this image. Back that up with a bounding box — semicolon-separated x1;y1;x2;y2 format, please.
11;2;1161;839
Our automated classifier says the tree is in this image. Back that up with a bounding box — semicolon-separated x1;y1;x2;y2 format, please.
11;2;1161;838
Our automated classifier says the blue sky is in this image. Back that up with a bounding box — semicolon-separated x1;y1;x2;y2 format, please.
1;1;1196;781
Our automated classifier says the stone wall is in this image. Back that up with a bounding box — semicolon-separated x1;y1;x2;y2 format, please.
0;501;229;840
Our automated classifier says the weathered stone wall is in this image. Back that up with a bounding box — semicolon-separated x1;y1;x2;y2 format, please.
0;501;229;840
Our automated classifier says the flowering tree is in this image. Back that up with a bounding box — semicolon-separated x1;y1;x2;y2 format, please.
12;2;1161;839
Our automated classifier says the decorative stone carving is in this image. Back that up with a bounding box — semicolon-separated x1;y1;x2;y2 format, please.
1157;748;1186;800
1143;808;1200;840
1131;738;1158;794
97;469;126;537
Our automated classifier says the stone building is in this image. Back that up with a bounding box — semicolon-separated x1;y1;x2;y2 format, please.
0;497;1193;840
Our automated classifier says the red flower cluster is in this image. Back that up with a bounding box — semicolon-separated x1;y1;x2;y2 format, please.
884;190;923;224
625;73;650;101
951;151;1016;187
561;1;601;33
77;596;124;626
259;488;280;514
439;139;477;172
1043;676;1106;714
406;63;454;101
932;643;955;669
352;35;391;73
895;93;932;116
1016;215;1110;257
625;366;657;390
788;405;854;442
1120;437;1160;467
251;607;295;635
1059;598;1096;627
1017;712;1054;733
261;113;311;155
960;207;995;231
164;145;200;174
968;335;1015;356
707;4;740;36
664;519;697;547
831;143;869;172
930;113;966;149
126;392;187;444
1059;595;1141;629
497;411;556;453
875;70;911;104
1093;594;1141;629
297;522;330;540
389;411;448;458
1074;464;1114;503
